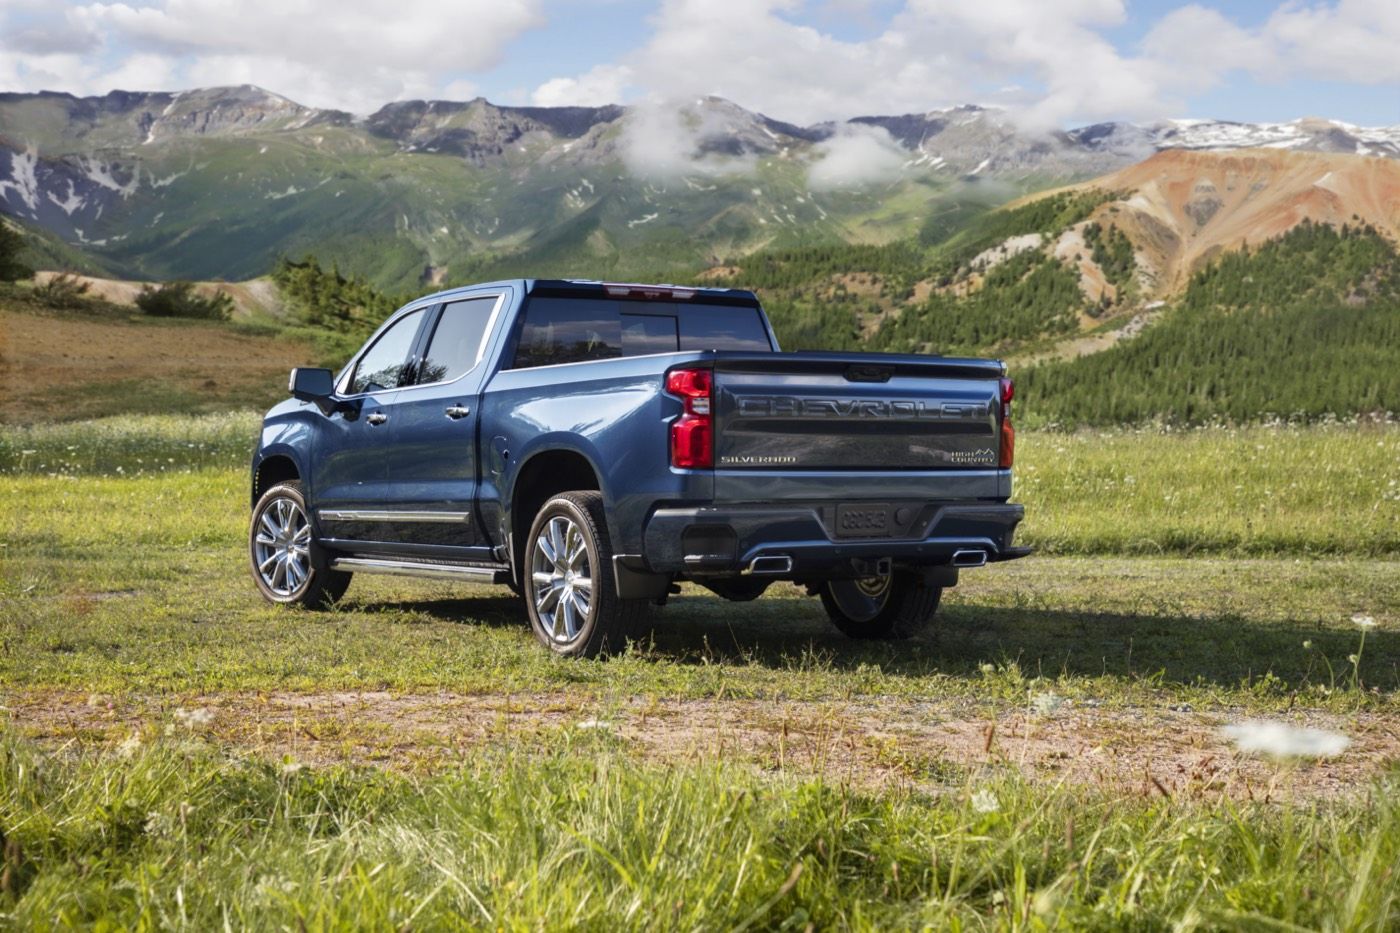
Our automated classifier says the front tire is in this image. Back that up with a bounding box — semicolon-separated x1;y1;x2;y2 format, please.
820;571;940;640
249;481;351;608
523;491;644;658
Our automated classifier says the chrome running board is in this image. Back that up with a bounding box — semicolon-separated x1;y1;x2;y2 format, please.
329;557;510;584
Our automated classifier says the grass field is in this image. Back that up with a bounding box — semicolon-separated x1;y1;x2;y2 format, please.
3;415;1399;926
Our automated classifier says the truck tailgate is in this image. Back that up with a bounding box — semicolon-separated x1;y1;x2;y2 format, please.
711;351;1006;500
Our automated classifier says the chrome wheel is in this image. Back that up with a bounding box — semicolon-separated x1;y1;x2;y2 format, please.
826;574;892;623
253;496;311;597
530;515;593;643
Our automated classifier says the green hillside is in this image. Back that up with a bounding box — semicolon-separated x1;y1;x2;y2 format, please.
1020;222;1400;425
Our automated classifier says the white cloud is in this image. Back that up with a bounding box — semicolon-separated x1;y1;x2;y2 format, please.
3;0;1397;126
440;79;479;102
532;64;632;107
1140;5;1275;93
1259;0;1400;84
533;0;1400;127
617;100;759;179
806;124;906;189
532;0;1173;126
0;0;545;113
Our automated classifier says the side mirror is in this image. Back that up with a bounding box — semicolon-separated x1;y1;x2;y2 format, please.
289;367;337;414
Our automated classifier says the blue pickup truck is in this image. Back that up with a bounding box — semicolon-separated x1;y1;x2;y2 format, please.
249;279;1028;656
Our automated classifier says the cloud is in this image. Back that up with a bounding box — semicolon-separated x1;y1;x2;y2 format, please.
532;0;1173;127
1259;0;1400;84
617;100;761;179
805;124;906;190
532;64;632;107
1141;1;1400;97
4;0;1397;127
0;0;546;113
1139;5;1275;93
533;0;1400;128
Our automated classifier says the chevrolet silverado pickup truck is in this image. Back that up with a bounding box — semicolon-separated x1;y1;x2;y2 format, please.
249;279;1029;657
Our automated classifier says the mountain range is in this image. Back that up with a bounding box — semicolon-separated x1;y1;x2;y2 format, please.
3;84;1398;290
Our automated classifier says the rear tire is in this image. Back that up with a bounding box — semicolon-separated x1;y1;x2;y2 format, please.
249;481;351;609
820;571;940;640
523;491;645;658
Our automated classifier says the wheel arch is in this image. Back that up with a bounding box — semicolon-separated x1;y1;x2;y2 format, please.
507;446;605;585
251;451;303;508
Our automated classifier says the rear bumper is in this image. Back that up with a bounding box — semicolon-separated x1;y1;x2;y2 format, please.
634;500;1029;577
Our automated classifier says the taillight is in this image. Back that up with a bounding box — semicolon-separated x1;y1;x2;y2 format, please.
998;376;1015;469
667;367;713;469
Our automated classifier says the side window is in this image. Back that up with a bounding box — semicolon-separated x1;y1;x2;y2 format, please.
348;308;425;394
418;297;499;385
513;298;621;368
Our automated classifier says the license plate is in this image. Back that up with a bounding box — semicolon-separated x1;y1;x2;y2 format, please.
835;504;891;538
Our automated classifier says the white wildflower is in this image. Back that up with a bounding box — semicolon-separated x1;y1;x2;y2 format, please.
1302;640;1313;650
1351;614;1377;628
144;810;174;836
1221;721;1349;759
116;734;142;759
281;761;305;776
971;789;1000;814
576;718;613;731
1031;692;1065;716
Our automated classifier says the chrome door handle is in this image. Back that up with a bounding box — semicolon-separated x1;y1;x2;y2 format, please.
445;405;471;420
366;411;389;426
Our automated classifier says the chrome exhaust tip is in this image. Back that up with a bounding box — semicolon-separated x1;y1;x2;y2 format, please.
951;549;988;568
748;555;795;575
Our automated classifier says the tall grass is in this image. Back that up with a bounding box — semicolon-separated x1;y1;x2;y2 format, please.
2;732;1397;929
0;411;260;476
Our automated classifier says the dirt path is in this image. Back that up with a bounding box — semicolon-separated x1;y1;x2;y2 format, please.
11;690;1396;801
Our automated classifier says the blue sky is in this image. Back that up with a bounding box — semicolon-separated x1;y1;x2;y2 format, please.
1;0;1396;126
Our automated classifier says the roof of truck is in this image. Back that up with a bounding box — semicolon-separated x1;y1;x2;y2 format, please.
410;278;760;308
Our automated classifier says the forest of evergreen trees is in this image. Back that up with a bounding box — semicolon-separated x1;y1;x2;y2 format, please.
872;250;1084;355
1020;222;1400;425
1082;220;1136;294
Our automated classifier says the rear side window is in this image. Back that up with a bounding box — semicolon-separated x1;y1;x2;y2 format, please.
418;297;498;385
513;298;621;369
511;297;771;368
348;308;425;394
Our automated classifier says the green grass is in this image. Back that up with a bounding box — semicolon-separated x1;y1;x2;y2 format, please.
1017;423;1400;556
3;417;1399;928
3;731;1398;929
2;418;1397;709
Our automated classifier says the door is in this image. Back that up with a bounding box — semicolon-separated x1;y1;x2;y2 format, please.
377;292;507;550
311;305;430;545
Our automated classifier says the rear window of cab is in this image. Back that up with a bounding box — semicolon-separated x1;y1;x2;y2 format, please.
511;297;771;369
